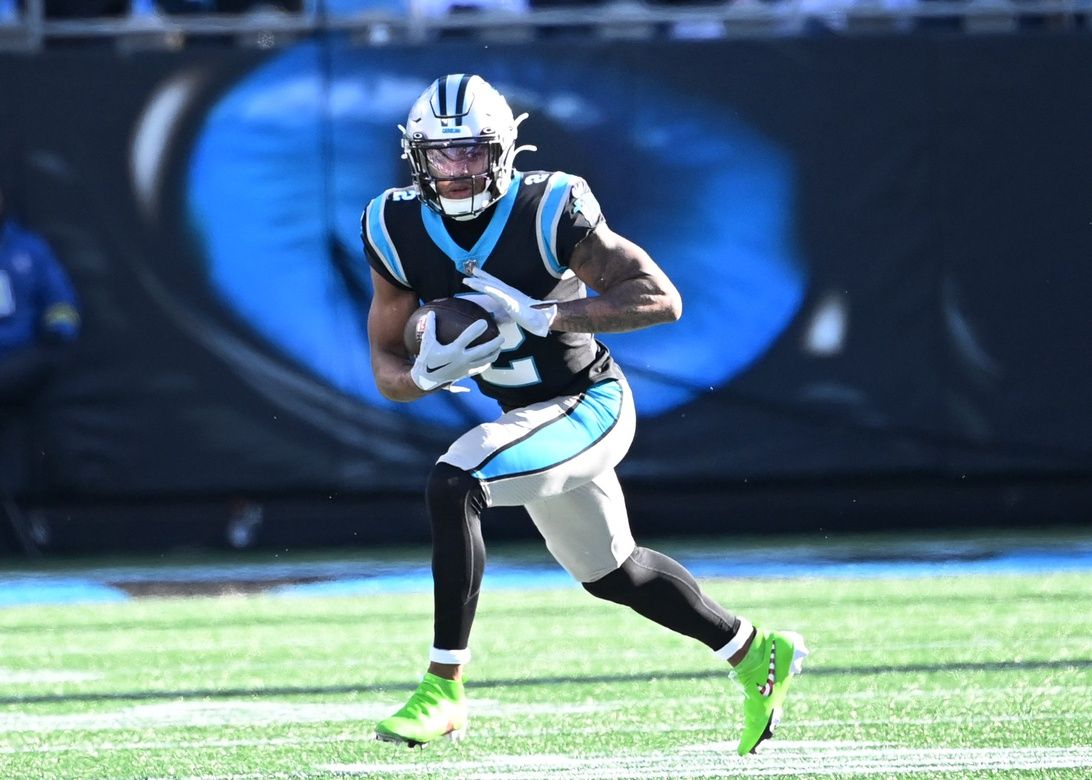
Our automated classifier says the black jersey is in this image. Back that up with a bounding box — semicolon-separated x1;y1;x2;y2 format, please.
362;170;623;409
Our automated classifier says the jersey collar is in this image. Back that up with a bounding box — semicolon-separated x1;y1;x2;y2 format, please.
420;172;522;275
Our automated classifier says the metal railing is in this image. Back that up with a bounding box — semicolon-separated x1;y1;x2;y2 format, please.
0;0;1087;50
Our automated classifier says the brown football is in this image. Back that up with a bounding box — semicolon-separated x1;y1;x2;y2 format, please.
403;297;501;356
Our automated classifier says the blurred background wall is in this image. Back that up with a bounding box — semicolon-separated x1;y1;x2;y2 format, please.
1;2;1090;553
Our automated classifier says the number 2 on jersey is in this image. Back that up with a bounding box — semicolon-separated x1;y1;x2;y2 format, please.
480;319;541;388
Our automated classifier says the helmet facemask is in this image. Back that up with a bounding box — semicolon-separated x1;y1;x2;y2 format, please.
405;136;512;220
400;74;533;220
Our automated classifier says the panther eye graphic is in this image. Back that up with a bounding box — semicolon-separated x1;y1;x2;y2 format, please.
185;43;805;429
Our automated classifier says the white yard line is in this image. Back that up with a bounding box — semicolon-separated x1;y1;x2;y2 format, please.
10;636;1092;670
0;734;357;755
322;743;1092;779
0;668;101;683
2;688;1090;737
4;708;1091;754
491;710;1092;739
0;697;616;735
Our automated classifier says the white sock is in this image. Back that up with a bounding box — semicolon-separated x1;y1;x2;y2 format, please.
429;646;471;666
713;617;754;662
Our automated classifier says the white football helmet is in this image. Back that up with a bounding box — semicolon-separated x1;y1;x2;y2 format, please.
400;74;535;220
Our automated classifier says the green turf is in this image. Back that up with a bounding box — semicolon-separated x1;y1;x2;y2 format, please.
1;550;1090;779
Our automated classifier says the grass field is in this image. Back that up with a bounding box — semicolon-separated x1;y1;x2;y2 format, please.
2;535;1091;779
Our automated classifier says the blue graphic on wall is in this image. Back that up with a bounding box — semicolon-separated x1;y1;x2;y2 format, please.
187;42;806;428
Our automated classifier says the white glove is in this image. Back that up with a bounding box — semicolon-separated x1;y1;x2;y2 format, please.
409;311;504;392
462;268;557;338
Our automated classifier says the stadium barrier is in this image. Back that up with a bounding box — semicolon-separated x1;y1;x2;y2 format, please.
1;32;1089;551
0;0;1088;50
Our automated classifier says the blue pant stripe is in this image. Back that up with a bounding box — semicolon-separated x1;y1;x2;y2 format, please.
472;381;624;481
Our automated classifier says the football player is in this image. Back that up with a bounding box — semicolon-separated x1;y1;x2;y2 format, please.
363;74;807;754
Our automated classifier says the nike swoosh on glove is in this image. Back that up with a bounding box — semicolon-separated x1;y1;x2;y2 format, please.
462;268;557;338
410;311;504;392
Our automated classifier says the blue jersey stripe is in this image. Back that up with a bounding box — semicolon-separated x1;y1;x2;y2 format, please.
420;172;523;274
365;192;409;287
538;173;573;276
472;380;624;481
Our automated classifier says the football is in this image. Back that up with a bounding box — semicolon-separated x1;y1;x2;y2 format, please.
403;297;501;356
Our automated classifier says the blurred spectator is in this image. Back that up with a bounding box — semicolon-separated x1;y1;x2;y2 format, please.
211;0;303;11
44;0;128;18
525;0;596;39
0;180;80;513
320;0;405;12
798;0;918;34
0;0;19;24
915;0;975;31
155;0;218;12
38;0;302;16
416;0;526;15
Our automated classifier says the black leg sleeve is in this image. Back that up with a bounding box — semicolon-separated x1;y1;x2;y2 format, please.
427;462;488;653
583;546;740;651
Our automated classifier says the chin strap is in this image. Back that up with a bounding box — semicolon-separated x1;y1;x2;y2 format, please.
438;192;490;220
438;174;506;219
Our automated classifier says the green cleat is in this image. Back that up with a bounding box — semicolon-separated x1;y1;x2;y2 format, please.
733;628;809;755
375;673;468;748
